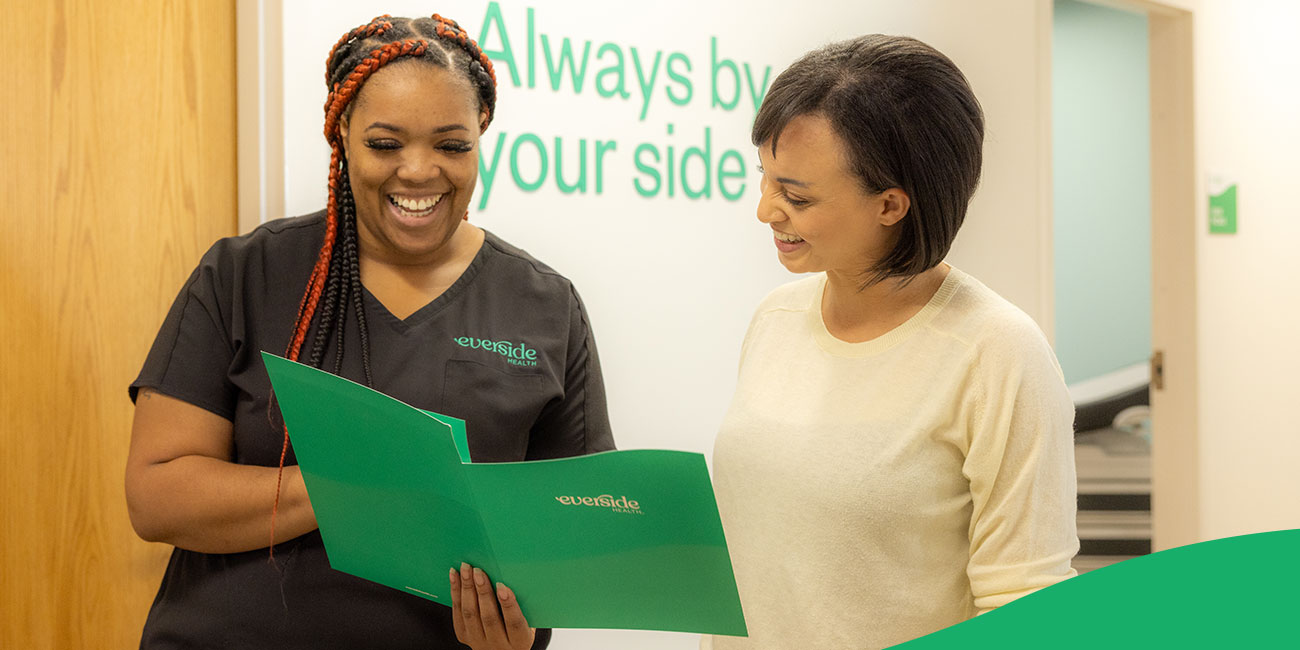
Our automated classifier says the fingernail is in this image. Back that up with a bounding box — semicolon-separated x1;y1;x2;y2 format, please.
449;568;458;584
496;583;510;601
473;568;487;586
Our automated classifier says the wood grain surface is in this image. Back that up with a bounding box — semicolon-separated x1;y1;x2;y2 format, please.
2;1;236;647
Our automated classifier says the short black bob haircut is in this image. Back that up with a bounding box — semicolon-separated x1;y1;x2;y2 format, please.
752;34;984;286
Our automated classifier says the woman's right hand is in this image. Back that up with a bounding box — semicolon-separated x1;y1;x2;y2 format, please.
449;563;535;650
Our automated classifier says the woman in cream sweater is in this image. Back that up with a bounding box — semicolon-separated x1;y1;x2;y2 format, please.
707;34;1078;650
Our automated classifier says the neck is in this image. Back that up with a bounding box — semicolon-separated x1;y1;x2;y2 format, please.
821;264;950;343
356;224;485;320
359;222;483;273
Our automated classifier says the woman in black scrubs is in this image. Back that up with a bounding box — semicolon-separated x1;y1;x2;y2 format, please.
125;14;612;650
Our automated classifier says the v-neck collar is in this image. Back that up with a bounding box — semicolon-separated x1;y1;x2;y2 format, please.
361;232;492;332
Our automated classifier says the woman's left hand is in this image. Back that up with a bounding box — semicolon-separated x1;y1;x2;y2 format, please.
450;563;536;650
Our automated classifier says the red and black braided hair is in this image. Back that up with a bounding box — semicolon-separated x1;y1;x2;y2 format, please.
269;14;498;552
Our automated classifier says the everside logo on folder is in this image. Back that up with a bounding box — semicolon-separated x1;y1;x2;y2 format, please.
555;494;643;515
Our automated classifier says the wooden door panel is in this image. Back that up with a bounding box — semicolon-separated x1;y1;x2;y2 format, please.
2;1;237;647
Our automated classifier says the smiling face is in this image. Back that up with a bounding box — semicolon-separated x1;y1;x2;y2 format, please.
756;113;910;279
339;59;487;266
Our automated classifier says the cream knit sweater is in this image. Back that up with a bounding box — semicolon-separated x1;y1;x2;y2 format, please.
706;269;1078;650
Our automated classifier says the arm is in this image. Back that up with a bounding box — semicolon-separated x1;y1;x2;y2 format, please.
526;286;615;458
963;323;1080;613
124;388;317;553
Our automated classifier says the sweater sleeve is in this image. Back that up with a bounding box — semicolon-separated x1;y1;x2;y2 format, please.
961;314;1080;613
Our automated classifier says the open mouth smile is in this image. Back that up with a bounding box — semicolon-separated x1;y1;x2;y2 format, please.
388;193;445;218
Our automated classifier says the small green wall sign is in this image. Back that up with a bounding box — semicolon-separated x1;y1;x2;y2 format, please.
1208;175;1237;234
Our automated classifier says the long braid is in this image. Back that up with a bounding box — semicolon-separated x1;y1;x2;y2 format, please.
269;14;499;556
339;178;374;386
327;225;350;376
307;221;345;369
330;171;358;376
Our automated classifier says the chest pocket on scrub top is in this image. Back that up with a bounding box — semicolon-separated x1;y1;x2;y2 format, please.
441;358;545;463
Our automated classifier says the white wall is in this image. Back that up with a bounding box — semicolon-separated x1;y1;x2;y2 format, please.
1192;0;1300;540
258;1;1054;647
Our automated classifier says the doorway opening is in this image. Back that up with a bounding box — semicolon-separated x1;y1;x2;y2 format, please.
1050;0;1200;564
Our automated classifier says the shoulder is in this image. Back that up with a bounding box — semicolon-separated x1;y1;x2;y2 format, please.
478;229;580;300
207;211;325;260
938;270;1049;347
751;274;822;319
736;275;821;355
172;212;323;302
195;211;325;277
743;274;821;339
938;269;1063;380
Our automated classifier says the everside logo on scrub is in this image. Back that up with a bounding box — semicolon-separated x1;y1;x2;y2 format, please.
453;336;538;367
555;494;643;515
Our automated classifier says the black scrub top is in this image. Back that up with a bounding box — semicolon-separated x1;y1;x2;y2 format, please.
130;211;615;649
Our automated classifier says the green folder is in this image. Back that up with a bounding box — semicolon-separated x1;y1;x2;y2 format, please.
262;352;747;636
